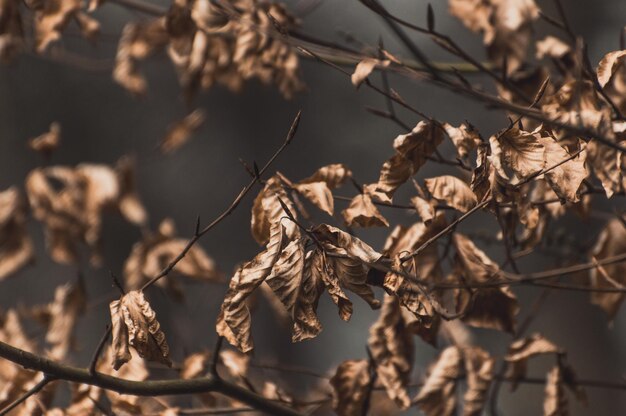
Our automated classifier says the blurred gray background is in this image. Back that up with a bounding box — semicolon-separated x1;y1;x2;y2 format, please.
1;0;625;414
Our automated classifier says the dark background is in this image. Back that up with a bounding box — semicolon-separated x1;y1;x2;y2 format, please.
1;0;625;414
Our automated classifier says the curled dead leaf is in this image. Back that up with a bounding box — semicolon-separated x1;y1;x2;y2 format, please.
0;187;34;280
329;359;372;416
109;290;172;370
425;175;477;213
160;109;206;154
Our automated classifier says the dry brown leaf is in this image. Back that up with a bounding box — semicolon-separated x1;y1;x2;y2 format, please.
505;333;562;391
109;290;172;370
217;221;287;352
425;175;477;213
298;163;353;189
542;80;612;141
444;122;481;160
312;224;382;309
33;0;83;52
449;0;539;73
375;121;444;199
0;0;23;62
540;137;588;202
293;181;334;216
342;192;389;228
589;218;626;320
329;359;372;416
251;175;298;246
114;19;169;95
98;346;149;413
32;280;86;360
351;58;390;88
453;233;519;333
463;347;494;416
367;295;413;409
415;346;462;416
586;133;625;198
536;36;571;60
0;187;34;280
490;127;545;179
160;109;206;154
26;162;148;266
124;218;220;291
115;156;149;227
411;195;435;224
544;366;568;416
28;122;60;156
0;310;42;412
597;50;626;88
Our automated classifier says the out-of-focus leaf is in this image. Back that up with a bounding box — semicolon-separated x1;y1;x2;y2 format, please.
453;233;519;333
544;366;568;416
28;122;60;156
505;333;562;391
589;218;626;320
160;109;206;154
124;218;221;291
0;187;34;280
597;50;626;88
351;58;389;88
415;346;462;416
329;359;372;416
367;295;413;409
462;347;494;416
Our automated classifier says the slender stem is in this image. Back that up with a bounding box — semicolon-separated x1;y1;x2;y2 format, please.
0;375;55;416
141;110;302;291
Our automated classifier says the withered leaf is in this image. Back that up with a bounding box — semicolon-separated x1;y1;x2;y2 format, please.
26;161;148;266
329;359;372;416
351;58;389;88
124;218;220;290
28;122;61;156
544;366;568;416
33;0;83;53
540;137;588;202
375;121;444;199
251;175;298;246
160;109;206;154
505;333;562;391
298;163;352;189
453;233;519;333
109;290;172;370
415;346;462;416
367;295;413;409
449;0;539;73
32;280;86;360
536;36;572;60
490;127;545;179
411;195;435;224
463;347;494;416
589;218;626;320
98;346;149;413
425;175;477;213
217;221;287;352
342;192;389;228
0;0;23;62
293;181;334;216
114;19;169;95
444;122;481;160
597;50;626;88
312;224;381;309
0;187;34;280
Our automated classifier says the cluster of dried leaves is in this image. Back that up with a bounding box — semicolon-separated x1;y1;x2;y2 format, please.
1;0;626;414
